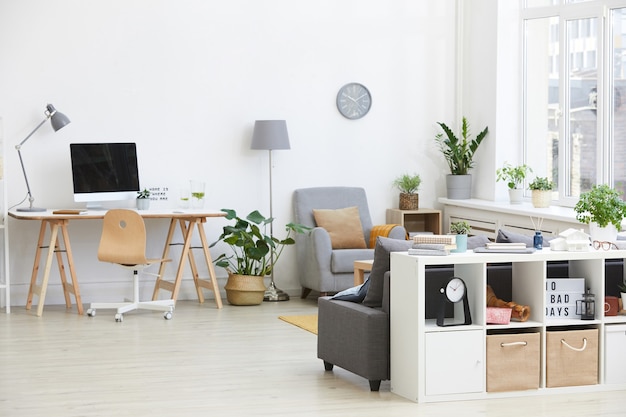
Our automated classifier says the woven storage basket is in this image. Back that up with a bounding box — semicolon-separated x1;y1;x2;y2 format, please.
224;274;266;306
399;193;419;210
546;328;598;387
531;190;551;208
487;332;540;392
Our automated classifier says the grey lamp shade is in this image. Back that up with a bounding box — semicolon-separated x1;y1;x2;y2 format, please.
47;104;71;132
250;120;290;150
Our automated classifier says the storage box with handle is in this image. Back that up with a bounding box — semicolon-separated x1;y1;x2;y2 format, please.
546;328;598;387
486;331;540;392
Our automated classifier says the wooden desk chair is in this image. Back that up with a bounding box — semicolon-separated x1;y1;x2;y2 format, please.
86;209;175;322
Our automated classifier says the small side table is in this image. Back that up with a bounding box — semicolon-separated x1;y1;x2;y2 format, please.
354;259;374;286
386;208;442;236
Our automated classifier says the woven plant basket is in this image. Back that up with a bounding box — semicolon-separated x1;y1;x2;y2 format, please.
531;190;551;208
224;273;266;306
399;193;419;210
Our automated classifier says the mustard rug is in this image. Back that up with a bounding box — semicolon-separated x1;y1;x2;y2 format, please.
278;315;318;335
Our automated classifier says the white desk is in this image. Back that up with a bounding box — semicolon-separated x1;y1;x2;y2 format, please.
9;209;226;316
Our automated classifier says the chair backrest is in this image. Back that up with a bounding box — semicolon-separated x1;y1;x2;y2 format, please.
98;209;149;266
293;187;374;237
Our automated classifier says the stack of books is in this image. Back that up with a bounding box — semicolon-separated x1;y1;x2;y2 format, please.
408;243;450;256
474;242;535;253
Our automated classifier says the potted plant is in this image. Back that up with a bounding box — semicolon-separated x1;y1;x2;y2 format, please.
435;116;489;199
529;177;554;208
496;162;532;204
210;209;309;305
393;173;421;210
619;280;626;311
136;188;151;210
574;184;626;242
449;220;471;253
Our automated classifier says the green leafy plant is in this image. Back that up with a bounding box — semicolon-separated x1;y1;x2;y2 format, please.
210;209;310;277
393;173;421;194
574;184;626;229
618;280;626;294
435;116;489;175
529;177;554;191
137;189;151;199
496;162;532;190
450;220;471;235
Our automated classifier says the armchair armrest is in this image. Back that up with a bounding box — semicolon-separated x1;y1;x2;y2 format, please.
369;224;408;248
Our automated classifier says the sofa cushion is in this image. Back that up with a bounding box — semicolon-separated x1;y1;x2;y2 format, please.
332;278;370;302
363;236;413;307
496;228;554;247
467;234;490;249
313;206;367;249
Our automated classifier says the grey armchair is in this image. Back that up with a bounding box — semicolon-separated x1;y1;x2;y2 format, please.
293;187;406;298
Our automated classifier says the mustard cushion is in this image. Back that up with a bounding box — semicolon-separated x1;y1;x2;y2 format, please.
313;206;367;249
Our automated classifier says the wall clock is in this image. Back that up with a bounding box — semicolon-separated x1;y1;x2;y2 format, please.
336;82;372;120
436;277;472;327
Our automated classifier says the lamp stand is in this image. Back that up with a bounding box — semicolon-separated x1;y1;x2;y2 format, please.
264;149;289;302
15;117;49;212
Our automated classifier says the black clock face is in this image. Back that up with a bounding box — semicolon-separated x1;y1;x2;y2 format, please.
336;83;372;120
445;277;465;303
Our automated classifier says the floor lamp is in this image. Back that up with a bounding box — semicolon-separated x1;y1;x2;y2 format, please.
16;104;70;212
250;120;291;302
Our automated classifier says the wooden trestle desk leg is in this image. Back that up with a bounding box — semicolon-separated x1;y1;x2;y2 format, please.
25;220;84;317
152;217;223;308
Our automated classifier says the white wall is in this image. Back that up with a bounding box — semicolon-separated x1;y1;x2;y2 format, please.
0;0;459;305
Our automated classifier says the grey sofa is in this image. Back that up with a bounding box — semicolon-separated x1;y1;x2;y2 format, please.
293;186;406;298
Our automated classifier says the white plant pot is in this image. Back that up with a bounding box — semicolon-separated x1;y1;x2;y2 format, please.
531;190;551;208
622;293;626;310
589;222;618;243
446;174;471;200
508;188;523;204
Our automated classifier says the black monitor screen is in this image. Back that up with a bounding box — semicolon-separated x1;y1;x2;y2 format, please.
70;143;140;194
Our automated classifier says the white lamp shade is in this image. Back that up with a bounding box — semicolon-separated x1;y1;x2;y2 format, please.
250;120;290;150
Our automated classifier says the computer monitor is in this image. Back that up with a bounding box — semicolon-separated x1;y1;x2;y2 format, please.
70;142;140;209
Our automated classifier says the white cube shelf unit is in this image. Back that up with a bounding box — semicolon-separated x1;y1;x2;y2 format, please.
390;249;626;403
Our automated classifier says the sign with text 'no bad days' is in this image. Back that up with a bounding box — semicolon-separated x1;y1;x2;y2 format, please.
545;278;585;319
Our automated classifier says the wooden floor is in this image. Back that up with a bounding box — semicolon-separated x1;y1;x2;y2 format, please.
0;297;624;417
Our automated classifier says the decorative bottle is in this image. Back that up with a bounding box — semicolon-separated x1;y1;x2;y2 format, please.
533;230;543;250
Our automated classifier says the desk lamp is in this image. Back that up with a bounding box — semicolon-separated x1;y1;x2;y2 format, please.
16;104;70;212
250;120;291;301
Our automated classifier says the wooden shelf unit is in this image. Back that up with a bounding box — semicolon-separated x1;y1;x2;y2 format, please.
390;249;626;403
386;208;442;236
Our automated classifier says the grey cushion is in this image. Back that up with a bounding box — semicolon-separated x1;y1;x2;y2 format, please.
363;236;413;307
467;234;490;249
496;229;534;247
332;278;370;302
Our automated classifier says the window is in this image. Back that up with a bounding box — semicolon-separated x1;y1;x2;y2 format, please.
523;2;626;206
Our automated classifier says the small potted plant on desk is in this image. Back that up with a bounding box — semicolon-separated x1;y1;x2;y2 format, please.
449;220;471;253
496;162;532;204
210;209;310;305
619;280;626;312
393;173;421;210
435;116;489;199
136;189;151;210
574;184;626;242
529;177;554;208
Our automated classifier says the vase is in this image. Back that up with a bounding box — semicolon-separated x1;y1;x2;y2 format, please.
136;198;150;210
531;190;551;208
451;234;467;253
508;188;523;204
446;174;471;200
224;273;266;306
621;292;626;310
589;222;618;243
399;193;419;210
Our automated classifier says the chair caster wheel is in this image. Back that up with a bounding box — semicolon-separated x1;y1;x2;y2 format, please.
115;313;123;322
87;309;96;317
164;311;173;320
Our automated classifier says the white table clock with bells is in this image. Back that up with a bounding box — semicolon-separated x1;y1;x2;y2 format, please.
436;277;472;326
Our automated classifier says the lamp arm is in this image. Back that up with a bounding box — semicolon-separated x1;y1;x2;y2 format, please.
15;115;50;209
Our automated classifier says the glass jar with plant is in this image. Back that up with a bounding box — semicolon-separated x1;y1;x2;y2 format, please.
496;162;532;204
435;116;488;199
449;220;471;253
574;184;626;242
393;173;421;210
529;177;554;208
